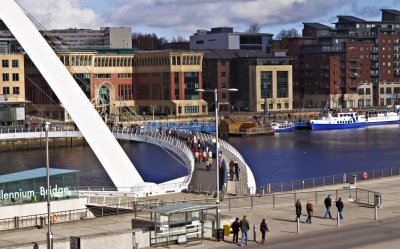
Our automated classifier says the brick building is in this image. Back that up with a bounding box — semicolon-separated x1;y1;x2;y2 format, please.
280;9;400;109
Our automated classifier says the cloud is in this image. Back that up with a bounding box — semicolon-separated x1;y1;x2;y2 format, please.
17;0;100;29
104;0;350;33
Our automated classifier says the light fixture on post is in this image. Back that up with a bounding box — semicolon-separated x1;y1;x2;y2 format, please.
195;87;238;240
44;121;52;249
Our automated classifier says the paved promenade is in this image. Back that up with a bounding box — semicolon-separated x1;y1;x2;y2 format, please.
1;176;400;248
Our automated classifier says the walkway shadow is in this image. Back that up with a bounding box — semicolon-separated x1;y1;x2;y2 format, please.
273;217;307;223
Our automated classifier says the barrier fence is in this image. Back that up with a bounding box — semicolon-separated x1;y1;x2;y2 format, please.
264;166;400;194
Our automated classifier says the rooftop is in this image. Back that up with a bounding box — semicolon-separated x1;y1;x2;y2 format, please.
381;9;400;16
0;168;79;184
303;22;332;30
152;202;217;215
336;16;366;23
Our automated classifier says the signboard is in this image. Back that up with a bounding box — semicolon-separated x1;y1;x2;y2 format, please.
16;107;25;120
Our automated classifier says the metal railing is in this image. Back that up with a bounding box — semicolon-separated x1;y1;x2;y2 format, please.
264;166;400;194
0;208;91;231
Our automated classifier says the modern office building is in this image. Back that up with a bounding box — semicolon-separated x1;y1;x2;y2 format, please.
280;9;400;109
203;49;292;112
25;49;206;121
190;27;273;54
133;51;207;117
44;27;132;49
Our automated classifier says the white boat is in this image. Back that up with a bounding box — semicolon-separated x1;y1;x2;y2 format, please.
310;112;365;130
362;110;400;126
271;122;295;132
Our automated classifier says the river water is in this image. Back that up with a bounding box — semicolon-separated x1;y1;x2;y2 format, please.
0;125;399;187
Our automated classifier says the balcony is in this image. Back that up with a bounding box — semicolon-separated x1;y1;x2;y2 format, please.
349;57;361;62
371;63;379;69
371;71;379;77
349;65;361;70
349;73;360;78
371;56;378;62
321;65;330;70
371;47;379;54
396;70;400;76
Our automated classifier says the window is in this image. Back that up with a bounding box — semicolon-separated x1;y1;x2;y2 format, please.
12;73;19;81
2;73;9;81
94;74;111;78
366;88;371;95
222;93;226;100
260;71;272;98
221;61;226;66
196;40;204;44
380;88;385;94
387;88;392;94
358;89;364;95
277;71;288;98
284;103;289;109
277;103;282;109
12;87;19;94
3;87;9;94
221;71;226;77
12;60;18;68
2;60;8;68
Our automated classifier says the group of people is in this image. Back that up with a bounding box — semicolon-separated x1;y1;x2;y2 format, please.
295;194;345;223
230;216;269;246
189;136;214;170
228;160;240;181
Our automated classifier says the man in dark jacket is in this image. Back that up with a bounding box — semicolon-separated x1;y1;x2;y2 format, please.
324;195;332;219
336;197;344;219
230;217;240;244
239;216;250;246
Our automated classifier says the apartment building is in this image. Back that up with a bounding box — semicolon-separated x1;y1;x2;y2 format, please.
280;9;400;109
0;53;26;125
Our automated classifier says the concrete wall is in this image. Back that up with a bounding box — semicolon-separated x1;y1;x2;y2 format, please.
0;198;87;219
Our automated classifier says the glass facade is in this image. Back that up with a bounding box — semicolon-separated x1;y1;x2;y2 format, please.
184;72;199;100
277;71;289;98
0;168;79;206
260;71;272;98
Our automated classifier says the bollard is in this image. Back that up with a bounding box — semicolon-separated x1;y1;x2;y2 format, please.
267;183;271;194
229;197;231;211
343;173;346;183
375;205;378;220
260;186;265;195
337;211;340;227
302;181;305;189
251;196;254;210
253;225;256;242
297;217;300;234
315;191;318;204
273;194;275;208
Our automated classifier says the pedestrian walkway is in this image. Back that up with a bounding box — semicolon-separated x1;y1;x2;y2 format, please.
1;176;400;248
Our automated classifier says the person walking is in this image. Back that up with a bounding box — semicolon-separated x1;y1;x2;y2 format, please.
336;197;344;220
231;217;240;244
259;218;269;244
306;201;313;223
194;151;199;163
295;199;302;222
234;161;240;181
324;195;332;219
239;215;250;246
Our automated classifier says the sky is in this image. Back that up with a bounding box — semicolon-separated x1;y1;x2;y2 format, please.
16;0;400;41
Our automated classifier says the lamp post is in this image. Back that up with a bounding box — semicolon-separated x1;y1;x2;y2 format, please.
44;122;52;249
195;87;238;235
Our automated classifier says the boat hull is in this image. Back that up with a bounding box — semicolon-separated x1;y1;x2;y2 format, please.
311;122;365;130
274;127;296;132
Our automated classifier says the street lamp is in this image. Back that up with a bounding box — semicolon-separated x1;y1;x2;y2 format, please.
195;87;238;235
44;122;52;249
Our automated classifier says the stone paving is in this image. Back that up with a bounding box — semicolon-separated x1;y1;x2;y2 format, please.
1;176;400;248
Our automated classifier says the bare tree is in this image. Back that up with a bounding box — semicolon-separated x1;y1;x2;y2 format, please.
247;23;261;33
275;28;300;40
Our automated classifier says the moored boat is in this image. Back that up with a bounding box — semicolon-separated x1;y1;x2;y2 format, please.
310;112;365;130
271;121;295;132
362;110;400;126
